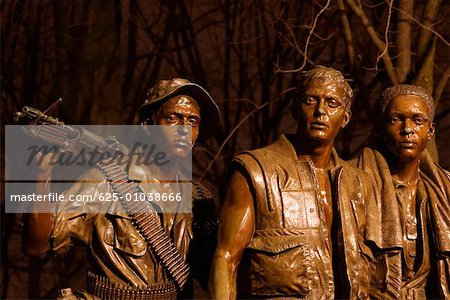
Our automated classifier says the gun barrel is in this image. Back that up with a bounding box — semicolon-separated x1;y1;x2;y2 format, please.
18;106;65;125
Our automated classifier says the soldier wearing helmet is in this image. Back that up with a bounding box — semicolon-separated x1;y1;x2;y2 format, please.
22;78;220;299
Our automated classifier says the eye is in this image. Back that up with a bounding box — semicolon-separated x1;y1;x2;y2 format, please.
188;117;200;127
165;114;178;123
413;116;427;125
389;116;401;124
326;98;340;108
304;96;317;105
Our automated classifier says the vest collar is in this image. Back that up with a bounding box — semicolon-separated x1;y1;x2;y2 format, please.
274;134;341;171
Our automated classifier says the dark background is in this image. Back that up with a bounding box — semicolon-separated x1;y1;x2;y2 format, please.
1;0;449;298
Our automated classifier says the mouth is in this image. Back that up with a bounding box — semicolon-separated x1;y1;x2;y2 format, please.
310;121;328;129
173;139;191;148
399;140;417;148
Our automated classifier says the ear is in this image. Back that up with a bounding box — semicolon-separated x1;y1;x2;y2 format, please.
427;122;435;140
340;110;352;128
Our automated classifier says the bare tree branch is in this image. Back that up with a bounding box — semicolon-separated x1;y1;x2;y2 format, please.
414;38;436;93
392;5;449;47
345;0;399;84
200;100;273;181
434;63;450;106
375;0;394;73
298;0;331;70
275;0;331;73
395;0;413;83
417;0;441;61
337;0;356;67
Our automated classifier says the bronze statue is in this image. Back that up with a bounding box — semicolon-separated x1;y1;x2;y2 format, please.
22;78;220;299
210;66;378;299
352;84;450;299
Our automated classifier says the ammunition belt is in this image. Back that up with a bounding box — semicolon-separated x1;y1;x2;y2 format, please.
96;159;190;290
87;272;177;300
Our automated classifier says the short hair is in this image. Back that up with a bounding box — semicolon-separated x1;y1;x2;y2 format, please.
297;65;354;110
380;84;435;121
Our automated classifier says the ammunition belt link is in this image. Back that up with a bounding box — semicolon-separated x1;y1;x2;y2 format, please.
87;272;177;300
96;159;190;290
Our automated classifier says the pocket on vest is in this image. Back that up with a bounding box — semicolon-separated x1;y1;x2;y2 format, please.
247;234;313;296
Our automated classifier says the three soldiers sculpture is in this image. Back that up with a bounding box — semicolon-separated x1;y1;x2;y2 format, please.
21;70;449;299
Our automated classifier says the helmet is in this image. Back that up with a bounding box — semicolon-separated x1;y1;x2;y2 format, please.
134;78;220;142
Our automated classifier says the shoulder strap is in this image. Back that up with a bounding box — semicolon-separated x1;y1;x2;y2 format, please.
96;158;190;290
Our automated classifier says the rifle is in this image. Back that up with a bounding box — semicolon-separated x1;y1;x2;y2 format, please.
15;99;190;290
14;99;127;156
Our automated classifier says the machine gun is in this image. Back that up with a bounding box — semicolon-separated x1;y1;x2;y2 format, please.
14;99;127;156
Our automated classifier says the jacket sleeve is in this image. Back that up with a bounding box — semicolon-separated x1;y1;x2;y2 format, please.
49;168;110;255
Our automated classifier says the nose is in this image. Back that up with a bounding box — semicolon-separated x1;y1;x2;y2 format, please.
314;99;326;116
177;123;190;137
401;119;414;135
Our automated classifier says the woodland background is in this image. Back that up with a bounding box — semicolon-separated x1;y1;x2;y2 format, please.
1;0;450;298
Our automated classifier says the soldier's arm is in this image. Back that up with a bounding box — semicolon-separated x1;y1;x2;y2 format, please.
22;152;99;256
209;169;255;300
22;152;54;256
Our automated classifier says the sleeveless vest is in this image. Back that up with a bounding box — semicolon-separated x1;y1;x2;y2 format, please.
233;135;373;299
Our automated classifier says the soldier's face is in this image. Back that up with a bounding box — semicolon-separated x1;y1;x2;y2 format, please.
153;95;201;159
296;81;350;144
383;95;434;161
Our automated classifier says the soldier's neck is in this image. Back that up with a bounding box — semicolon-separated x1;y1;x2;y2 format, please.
389;156;420;187
294;136;334;170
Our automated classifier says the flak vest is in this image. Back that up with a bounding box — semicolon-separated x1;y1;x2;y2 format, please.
233;135;373;299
